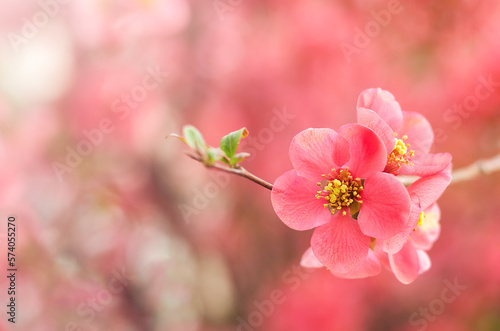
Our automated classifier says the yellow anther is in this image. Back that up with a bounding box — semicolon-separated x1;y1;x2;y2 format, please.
315;168;364;216
417;211;425;226
386;133;415;173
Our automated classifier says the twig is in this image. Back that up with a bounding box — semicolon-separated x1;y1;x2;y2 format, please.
450;153;500;183
187;154;273;190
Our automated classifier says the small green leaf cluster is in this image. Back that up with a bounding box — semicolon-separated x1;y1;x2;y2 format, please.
170;126;251;167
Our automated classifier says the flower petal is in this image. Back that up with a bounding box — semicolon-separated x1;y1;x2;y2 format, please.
357;88;403;132
389;240;419;284
407;165;452;210
271;170;331;230
338;123;387;178
300;247;324;268
381;193;422;254
373;244;391;270
401;111;434;154
358;172;411;239
399;152;452;176
331;250;381;279
289;128;350;180
417;250;431;274
357;107;397;153
411;203;441;250
311;213;370;273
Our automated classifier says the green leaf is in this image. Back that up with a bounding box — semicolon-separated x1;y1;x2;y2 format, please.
183;125;206;155
206;147;225;164
220;127;249;159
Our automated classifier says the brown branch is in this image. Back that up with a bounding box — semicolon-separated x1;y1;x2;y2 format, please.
450;153;500;183
187;154;273;190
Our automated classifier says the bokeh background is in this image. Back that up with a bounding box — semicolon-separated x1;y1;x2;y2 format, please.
1;0;500;330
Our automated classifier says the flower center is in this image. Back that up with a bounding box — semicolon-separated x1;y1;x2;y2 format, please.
386;133;415;174
315;168;363;215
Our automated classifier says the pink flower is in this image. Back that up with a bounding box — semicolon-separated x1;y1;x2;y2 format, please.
379;164;452;254
271;124;411;273
331;164;450;282
300;200;444;283
372;203;442;284
311;165;450;283
375;166;451;283
357;88;452;176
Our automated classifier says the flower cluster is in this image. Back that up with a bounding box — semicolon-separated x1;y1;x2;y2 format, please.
271;88;452;283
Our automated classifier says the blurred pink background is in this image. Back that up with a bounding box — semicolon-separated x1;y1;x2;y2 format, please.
0;0;499;330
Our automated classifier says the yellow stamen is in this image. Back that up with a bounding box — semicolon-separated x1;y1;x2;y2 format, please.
386;133;415;173
417;211;425;226
315;168;364;216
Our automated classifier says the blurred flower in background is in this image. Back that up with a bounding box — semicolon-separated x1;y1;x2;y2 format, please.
0;0;499;330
